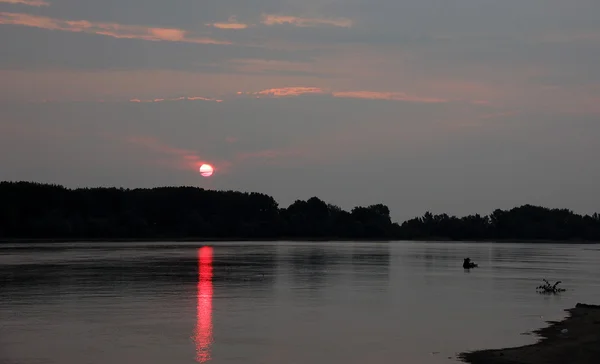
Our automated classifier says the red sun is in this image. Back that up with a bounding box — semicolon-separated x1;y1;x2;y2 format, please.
199;164;214;177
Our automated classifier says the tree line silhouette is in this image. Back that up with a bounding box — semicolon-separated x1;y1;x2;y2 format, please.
1;182;599;241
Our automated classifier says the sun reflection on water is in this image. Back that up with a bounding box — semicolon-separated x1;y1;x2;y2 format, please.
194;246;213;362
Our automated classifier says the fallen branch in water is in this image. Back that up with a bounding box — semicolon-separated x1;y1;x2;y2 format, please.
536;279;566;294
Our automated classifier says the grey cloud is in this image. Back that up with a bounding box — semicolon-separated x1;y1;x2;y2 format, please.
396;32;600;88
0;26;318;71
333;0;600;35
28;0;287;29
4;0;599;80
0;94;476;169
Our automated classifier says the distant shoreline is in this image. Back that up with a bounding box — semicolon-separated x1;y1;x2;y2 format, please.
0;237;598;244
459;303;600;364
3;182;600;243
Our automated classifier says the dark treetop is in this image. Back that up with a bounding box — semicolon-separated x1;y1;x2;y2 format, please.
1;182;599;241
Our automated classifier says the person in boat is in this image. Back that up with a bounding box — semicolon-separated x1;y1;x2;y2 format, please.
463;257;478;269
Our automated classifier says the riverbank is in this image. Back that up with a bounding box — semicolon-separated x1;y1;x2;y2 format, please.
459;303;600;364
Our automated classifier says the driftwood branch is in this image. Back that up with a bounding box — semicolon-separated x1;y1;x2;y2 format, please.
536;279;566;294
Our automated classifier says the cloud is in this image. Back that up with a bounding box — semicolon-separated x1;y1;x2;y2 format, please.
126;136;216;171
0;12;230;45
234;148;305;165
224;59;329;77
253;86;325;97
248;87;449;104
0;118;76;140
539;31;600;44
206;16;248;30
101;87;452;105
225;136;239;144
331;91;449;104
125;135;301;172
129;96;223;103
261;14;352;28
481;110;519;120
0;0;48;6
22;85;478;107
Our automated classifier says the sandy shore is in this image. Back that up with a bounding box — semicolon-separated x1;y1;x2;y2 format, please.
459;303;600;364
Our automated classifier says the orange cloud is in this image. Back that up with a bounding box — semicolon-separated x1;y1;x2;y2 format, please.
261;14;352;28
253;87;325;97
0;0;48;6
332;91;449;104
0;12;230;45
206;16;248;30
129;96;223;103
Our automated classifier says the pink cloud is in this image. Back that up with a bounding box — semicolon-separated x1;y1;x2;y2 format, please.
261;14;352;28
0;12;230;45
187;96;223;102
27;83;475;107
149;28;186;41
46;86;474;106
0;0;48;6
253;87;326;97
129;96;223;103
206;16;248;30
331;91;449;104
246;87;449;103
121;87;455;105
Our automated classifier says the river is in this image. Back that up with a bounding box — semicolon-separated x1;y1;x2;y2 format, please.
1;241;599;364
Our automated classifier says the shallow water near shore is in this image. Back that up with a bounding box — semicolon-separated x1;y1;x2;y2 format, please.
1;241;600;364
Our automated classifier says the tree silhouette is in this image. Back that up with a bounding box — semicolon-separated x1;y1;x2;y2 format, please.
1;182;599;242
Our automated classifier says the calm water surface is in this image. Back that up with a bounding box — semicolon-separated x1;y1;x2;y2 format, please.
1;241;600;364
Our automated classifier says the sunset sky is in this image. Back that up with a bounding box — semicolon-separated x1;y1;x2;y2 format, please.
1;0;599;220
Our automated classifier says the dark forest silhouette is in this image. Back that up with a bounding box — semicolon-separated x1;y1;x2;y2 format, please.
1;182;599;242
